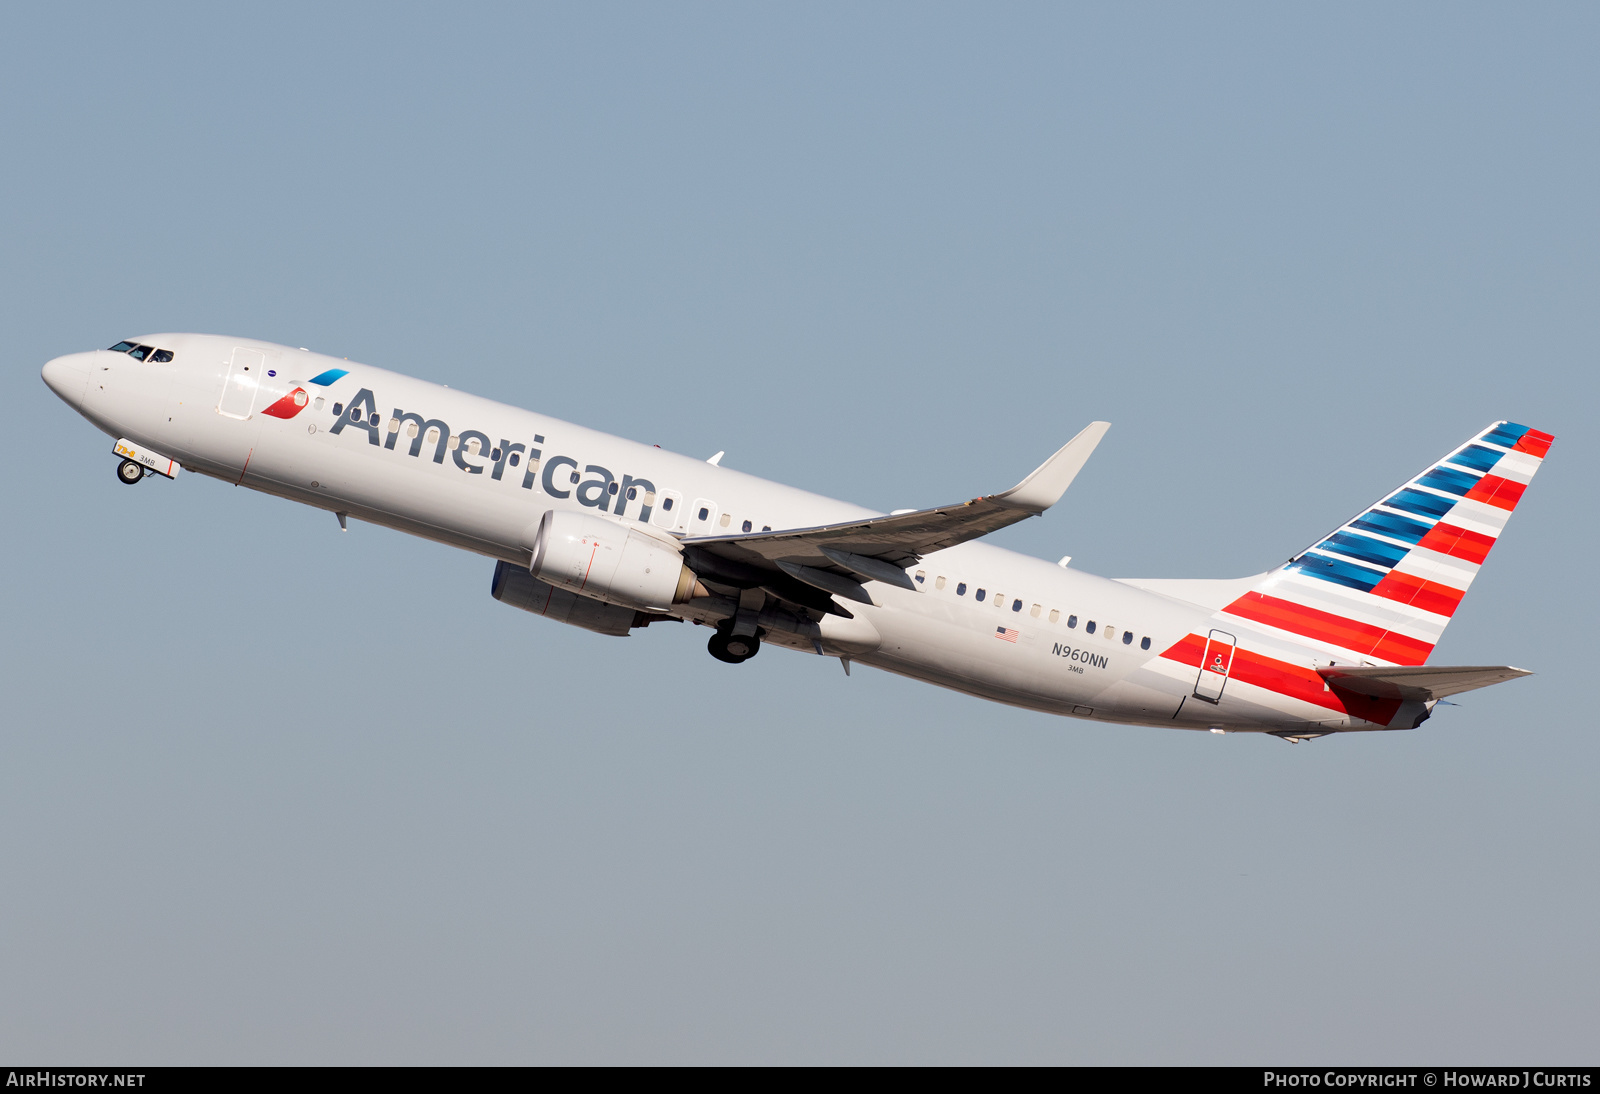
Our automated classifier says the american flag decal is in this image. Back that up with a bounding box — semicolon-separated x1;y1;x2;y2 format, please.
995;626;1019;643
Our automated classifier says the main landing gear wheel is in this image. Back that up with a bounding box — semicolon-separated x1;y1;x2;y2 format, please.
708;630;761;664
116;459;145;485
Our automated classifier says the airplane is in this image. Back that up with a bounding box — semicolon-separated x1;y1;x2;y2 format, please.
41;334;1552;742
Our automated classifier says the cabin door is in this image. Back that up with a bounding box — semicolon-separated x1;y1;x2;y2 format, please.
218;347;266;419
1193;629;1237;703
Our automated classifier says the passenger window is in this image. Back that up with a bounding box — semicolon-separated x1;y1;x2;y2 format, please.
762;525;771;531
719;512;731;528
975;588;985;602
1012;599;1022;612
1030;604;1041;618
742;520;752;532
150;349;174;363
569;469;579;484
406;421;419;438
1067;614;1077;628
1123;631;1133;645
108;341;138;353
509;453;521;466
915;571;926;584
1048;609;1059;623
627;486;637;500
663;497;674;511
1140;636;1151;650
314;397;325;411
607;481;619;495
332;403;344;415
935;576;946;590
1104;626;1115;640
450;435;461;451
697;506;708;520
956;583;967;596
1085;620;1096;634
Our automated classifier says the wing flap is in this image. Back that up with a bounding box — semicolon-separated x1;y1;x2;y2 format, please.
776;561;874;605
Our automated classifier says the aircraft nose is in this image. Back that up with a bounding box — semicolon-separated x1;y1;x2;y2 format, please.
41;353;92;410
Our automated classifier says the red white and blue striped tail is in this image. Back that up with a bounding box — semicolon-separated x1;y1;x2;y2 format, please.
1219;421;1553;666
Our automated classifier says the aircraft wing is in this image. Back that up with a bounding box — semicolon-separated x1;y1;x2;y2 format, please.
682;422;1109;606
1317;664;1533;702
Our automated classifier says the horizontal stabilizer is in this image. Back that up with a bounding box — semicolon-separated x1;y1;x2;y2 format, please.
1317;664;1532;702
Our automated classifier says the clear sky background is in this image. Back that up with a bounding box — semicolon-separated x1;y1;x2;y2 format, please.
1;2;1595;1065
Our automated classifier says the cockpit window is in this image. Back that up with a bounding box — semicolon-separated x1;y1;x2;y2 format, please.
127;345;154;361
150;349;174;363
108;341;138;353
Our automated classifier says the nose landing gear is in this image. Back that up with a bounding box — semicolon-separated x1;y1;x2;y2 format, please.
708;629;761;664
116;458;146;485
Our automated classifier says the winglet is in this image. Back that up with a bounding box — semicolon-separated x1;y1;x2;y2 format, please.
992;421;1110;512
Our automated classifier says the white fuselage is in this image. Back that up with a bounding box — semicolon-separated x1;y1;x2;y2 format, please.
43;334;1400;736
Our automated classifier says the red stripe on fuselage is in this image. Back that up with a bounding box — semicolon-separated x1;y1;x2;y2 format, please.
1220;592;1435;665
1160;633;1403;724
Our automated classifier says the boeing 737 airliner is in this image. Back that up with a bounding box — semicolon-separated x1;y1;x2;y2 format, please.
42;335;1551;741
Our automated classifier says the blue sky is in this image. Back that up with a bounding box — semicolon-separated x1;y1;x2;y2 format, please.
1;2;1595;1063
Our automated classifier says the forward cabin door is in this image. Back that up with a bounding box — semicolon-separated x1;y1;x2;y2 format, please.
217;347;266;419
1193;629;1237;703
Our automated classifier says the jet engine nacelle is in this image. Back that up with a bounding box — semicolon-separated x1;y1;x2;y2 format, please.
491;560;641;636
527;509;702;612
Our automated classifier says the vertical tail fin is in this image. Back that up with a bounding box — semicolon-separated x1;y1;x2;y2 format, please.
1219;422;1553;666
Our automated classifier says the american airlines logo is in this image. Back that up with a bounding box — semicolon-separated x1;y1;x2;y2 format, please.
323;385;659;521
